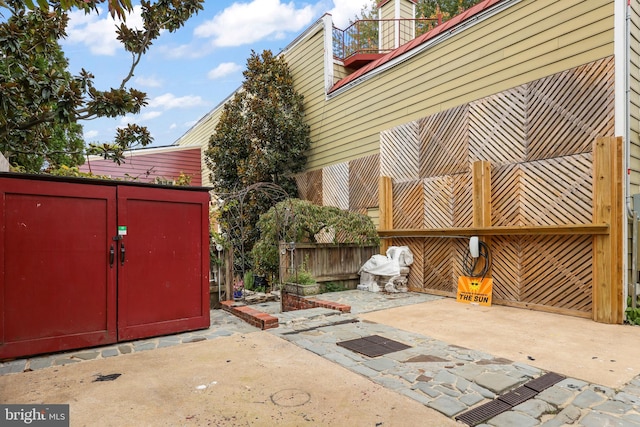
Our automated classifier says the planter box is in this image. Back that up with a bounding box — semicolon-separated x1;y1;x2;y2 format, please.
284;282;320;296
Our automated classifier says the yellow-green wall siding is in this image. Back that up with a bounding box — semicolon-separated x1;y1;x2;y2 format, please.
306;0;614;170
178;0;618;186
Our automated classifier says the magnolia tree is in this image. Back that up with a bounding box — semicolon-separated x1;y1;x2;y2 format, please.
206;50;311;274
0;0;204;172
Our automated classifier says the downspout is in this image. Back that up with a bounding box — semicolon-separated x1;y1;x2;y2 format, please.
625;0;632;310
626;0;634;312
625;0;631;217
615;0;632;313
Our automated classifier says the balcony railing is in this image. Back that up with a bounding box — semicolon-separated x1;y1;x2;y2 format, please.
333;16;442;63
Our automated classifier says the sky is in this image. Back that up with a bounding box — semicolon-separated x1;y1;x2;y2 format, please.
59;0;370;148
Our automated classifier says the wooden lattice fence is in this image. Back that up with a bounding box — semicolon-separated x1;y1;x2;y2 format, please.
294;56;621;322
279;243;379;289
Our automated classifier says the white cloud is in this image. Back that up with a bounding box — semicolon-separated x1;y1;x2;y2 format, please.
65;6;144;56
141;111;163;121
329;0;371;28
159;43;213;60
118;110;162;127
169;123;177;130
194;0;316;47
148;93;208;110
84;130;99;139
208;62;242;80
135;75;163;88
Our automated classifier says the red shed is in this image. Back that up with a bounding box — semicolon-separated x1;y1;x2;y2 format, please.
0;173;210;359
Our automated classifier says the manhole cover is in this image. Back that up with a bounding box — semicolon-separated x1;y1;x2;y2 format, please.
337;335;411;357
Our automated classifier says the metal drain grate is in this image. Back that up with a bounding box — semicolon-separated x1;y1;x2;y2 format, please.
336;335;411;357
497;385;538;406
455;399;511;426
523;371;565;392
455;372;566;426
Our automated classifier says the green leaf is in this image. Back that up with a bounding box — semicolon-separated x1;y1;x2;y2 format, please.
1;0;203;172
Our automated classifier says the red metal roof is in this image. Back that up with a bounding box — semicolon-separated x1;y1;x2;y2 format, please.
79;146;202;186
330;0;504;94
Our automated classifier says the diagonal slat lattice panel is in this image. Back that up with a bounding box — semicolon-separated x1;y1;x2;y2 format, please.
490;236;523;302
349;154;380;211
419;105;469;178
520;235;592;312
293;173;310;201
526;56;614;161
452;172;473;227
380;121;420;182
423;176;454;228
393;181;423;229
423;238;455;293
307;169;323;206
491;164;526;227
451;238;469;282
521;153;592;226
323;162;349;210
470;85;527;167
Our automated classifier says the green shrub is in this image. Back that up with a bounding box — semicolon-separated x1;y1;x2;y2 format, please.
286;268;316;285
323;282;345;293
251;198;379;278
243;271;255;290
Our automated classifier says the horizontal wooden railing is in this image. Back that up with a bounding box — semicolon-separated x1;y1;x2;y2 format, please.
378;224;609;238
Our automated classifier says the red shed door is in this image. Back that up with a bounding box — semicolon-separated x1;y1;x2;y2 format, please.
0;179;117;359
116;186;209;341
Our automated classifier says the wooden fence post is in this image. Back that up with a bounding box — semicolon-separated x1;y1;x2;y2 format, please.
472;160;492;281
379;176;393;254
473;161;492;228
593;136;623;324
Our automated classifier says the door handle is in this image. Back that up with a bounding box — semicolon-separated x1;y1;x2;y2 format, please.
109;245;115;268
120;243;126;266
